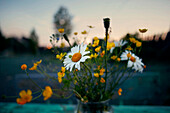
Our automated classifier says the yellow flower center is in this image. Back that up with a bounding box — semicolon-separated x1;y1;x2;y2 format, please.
127;53;131;58
130;56;136;62
72;53;82;62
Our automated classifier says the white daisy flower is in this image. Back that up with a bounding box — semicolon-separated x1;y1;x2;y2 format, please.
127;54;144;72
110;47;115;53
138;67;144;73
63;43;90;71
115;39;128;47
120;50;132;61
110;40;128;53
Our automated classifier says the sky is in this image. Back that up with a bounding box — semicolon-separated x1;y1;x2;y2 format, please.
0;0;170;46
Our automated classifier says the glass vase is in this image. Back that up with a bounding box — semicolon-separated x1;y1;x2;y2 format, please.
74;99;113;113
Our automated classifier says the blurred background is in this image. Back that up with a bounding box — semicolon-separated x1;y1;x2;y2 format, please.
0;0;170;107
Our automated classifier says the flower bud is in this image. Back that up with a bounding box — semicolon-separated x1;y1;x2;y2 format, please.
103;18;110;29
21;64;27;70
63;34;69;43
81;98;84;102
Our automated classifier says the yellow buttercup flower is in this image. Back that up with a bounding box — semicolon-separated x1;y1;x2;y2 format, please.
92;39;99;47
58;28;64;33
90;53;98;59
93;37;98;41
21;64;27;70
118;88;122;96
61;67;65;73
125;46;133;51
95;46;101;52
19;90;32;102
99;68;105;76
60;42;65;48
56;55;61;59
97;66;100;70
35;60;42;65
136;41;142;47
129;38;136;43
29;60;42;71
111;55;117;60
81;30;87;34
56;53;66;60
16;98;27;105
100;78;105;83
16;89;32;105
58;77;62;83
43;86;53;101
86;47;89;51
100;50;105;57
107;42;115;50
117;58;121;62
139;28;148;33
58;72;65;78
94;73;99;77
93;53;98;58
57;66;65;83
29;65;37;70
90;54;94;59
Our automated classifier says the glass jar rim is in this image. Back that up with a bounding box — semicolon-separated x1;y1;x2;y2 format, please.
77;98;110;104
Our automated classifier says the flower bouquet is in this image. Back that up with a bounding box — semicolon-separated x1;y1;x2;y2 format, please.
17;18;146;112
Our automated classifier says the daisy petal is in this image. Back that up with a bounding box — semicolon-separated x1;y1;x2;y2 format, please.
110;47;115;53
127;60;133;68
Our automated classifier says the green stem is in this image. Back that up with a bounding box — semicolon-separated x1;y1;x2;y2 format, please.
83;29;90;44
138;46;142;55
25;70;43;91
73;71;80;82
63;93;73;99
37;65;58;81
32;90;42;94
104;28;108;92
118;71;134;87
52;88;74;92
73;89;83;99
52;88;80;99
82;63;92;79
115;67;127;84
32;93;42;101
52;93;62;98
68;41;72;47
109;66;127;92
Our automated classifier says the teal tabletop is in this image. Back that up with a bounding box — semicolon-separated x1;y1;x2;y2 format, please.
1;103;170;113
